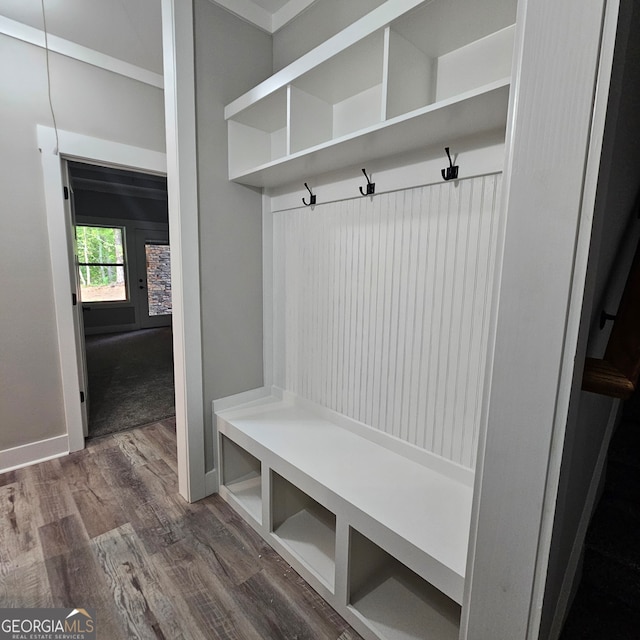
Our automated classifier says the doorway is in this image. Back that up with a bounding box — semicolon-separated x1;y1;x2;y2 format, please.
67;161;175;438
39;125;205;500
136;229;172;328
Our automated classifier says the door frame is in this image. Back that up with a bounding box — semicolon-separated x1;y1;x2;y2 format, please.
62;162;89;437
38;126;166;453
38;125;205;502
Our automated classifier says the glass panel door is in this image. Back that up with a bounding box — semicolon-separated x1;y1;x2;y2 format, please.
136;229;172;329
145;242;172;317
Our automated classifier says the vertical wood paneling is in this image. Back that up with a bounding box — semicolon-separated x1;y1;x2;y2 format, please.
272;175;501;469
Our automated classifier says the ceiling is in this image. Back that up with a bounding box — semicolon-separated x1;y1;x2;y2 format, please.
251;0;291;11
210;0;319;33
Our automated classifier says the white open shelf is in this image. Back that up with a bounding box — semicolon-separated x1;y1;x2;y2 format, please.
225;0;516;187
271;471;336;590
216;392;472;640
349;528;461;640
229;80;509;187
291;31;385;152
228;88;288;177
216;392;473;605
220;435;262;524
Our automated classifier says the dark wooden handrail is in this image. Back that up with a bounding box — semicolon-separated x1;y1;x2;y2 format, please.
583;236;640;398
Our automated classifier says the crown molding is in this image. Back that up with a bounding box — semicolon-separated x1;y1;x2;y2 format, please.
0;15;163;88
208;0;317;33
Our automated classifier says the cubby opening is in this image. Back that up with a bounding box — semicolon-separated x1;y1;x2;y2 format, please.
228;88;288;177
349;529;461;640
271;471;336;590
386;0;516;119
220;436;262;523
290;31;385;153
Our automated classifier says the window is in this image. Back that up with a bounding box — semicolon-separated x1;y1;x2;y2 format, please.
75;225;127;302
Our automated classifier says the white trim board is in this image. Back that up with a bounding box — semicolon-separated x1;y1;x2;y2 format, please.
0;15;163;89
266;133;506;211
0;435;68;474
528;0;622;634
462;0;615;638
205;469;218;495
38;126;167;456
161;0;207;502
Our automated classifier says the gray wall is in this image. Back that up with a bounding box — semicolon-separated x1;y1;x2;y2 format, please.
0;0;163;74
272;0;385;71
541;1;640;636
0;33;164;452
193;0;272;469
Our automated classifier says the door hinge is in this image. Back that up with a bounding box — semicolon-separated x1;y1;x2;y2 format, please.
64;186;69;200
80;391;85;403
72;292;77;306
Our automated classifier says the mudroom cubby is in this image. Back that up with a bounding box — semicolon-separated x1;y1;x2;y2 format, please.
215;164;503;640
224;0;516;187
289;31;385;153
271;471;337;591
219;434;262;524
217;0;519;638
227;87;288;178
385;1;515;119
215;391;474;640
349;529;461;640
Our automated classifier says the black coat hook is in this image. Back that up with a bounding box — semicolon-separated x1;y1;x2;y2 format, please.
302;182;316;206
441;147;459;181
359;168;375;196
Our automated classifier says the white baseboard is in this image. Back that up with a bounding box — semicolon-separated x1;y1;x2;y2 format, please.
205;469;218;496
0;434;69;474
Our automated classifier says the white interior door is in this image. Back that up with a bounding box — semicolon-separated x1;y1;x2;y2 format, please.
136;229;172;329
63;162;89;437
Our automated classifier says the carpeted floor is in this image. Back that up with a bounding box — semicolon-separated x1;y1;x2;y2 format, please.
85;327;175;438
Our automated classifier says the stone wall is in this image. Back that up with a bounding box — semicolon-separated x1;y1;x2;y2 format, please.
146;244;172;316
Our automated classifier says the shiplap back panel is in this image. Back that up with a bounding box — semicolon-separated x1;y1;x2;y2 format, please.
272;174;501;469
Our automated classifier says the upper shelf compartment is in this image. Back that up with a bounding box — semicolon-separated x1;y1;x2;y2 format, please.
290;31;385;154
225;0;517;188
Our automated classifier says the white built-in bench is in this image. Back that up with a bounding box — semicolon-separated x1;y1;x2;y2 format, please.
215;389;473;640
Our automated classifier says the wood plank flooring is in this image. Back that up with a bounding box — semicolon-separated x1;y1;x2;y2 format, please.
0;419;362;640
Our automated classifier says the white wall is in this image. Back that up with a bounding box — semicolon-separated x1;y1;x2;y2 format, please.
271;176;502;469
193;0;273;470
0;26;164;453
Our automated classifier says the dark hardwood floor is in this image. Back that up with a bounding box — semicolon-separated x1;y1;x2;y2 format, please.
0;420;362;640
